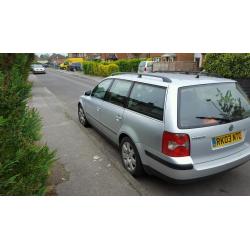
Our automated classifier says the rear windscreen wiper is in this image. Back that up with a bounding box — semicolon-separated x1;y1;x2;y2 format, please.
196;116;232;122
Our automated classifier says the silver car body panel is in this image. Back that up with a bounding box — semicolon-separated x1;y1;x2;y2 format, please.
79;73;250;180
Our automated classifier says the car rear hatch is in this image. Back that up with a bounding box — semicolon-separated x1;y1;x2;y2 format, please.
178;82;250;167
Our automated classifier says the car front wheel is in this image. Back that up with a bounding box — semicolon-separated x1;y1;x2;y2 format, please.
78;105;89;127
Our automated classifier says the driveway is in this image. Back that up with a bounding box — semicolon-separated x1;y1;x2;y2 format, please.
30;68;250;195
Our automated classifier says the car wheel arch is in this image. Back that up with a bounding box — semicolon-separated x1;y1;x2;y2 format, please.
78;98;85;110
118;132;137;146
118;133;145;176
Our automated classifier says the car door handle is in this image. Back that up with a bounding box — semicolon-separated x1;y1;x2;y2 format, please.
115;115;122;121
96;107;101;111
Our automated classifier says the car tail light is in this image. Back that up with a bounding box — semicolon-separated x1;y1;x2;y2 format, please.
162;131;190;157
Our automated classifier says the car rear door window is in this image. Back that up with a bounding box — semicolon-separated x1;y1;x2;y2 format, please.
91;79;113;100
127;83;166;120
106;79;133;107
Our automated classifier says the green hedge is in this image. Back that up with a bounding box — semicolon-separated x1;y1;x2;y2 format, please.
204;53;250;79
115;58;143;72
82;58;145;77
82;61;119;76
0;54;55;195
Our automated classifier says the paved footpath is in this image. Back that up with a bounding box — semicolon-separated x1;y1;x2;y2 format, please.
30;73;147;195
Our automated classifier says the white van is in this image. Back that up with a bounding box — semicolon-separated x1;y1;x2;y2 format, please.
138;61;153;73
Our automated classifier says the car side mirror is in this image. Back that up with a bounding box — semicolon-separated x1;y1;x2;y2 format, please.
84;90;92;96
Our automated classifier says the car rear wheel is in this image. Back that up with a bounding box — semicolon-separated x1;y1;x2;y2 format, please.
119;137;144;177
78;105;89;127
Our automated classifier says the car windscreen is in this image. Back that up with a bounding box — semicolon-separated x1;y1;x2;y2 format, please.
178;82;250;129
33;64;43;68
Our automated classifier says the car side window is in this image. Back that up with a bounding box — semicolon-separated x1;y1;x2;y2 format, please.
106;79;133;107
127;83;166;120
91;79;113;100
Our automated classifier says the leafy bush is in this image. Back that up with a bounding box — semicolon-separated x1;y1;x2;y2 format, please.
82;61;119;76
204;53;250;79
105;63;119;76
115;58;143;72
83;58;144;76
0;54;55;195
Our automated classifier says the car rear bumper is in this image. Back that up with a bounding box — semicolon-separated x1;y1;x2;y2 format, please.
140;144;250;181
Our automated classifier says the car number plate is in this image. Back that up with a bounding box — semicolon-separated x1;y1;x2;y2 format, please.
212;131;243;149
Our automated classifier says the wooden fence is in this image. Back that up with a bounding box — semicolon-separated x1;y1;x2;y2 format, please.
153;61;198;72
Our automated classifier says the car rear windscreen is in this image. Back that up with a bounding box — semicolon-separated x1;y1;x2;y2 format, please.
178;82;250;129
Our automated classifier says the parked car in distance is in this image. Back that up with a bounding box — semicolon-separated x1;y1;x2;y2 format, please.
78;72;250;182
60;57;84;70
42;63;49;68
32;64;46;74
69;62;82;72
60;61;69;70
138;61;153;73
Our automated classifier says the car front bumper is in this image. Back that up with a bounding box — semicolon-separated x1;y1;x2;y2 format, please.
33;70;45;74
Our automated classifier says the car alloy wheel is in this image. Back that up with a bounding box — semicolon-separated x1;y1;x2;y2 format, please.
78;105;89;127
120;137;144;177
122;141;136;172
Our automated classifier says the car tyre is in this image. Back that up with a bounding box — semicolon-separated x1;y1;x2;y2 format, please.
119;137;144;177
78;105;89;127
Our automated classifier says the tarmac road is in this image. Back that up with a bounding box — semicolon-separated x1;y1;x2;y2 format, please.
31;68;250;195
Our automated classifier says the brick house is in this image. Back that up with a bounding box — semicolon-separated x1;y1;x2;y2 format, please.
68;53;85;58
99;53;162;60
49;53;66;65
98;53;197;62
71;53;205;69
83;53;159;60
152;53;201;72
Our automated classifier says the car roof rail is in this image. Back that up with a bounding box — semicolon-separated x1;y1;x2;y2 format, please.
111;72;137;76
153;70;197;74
138;73;172;83
110;72;172;83
196;71;224;78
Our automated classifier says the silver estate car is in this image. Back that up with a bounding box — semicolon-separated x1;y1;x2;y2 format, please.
78;72;250;181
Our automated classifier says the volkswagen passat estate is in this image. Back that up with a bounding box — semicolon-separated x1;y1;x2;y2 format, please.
78;72;250;181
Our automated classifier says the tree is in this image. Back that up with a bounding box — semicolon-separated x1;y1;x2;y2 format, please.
39;53;50;60
0;53;55;195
